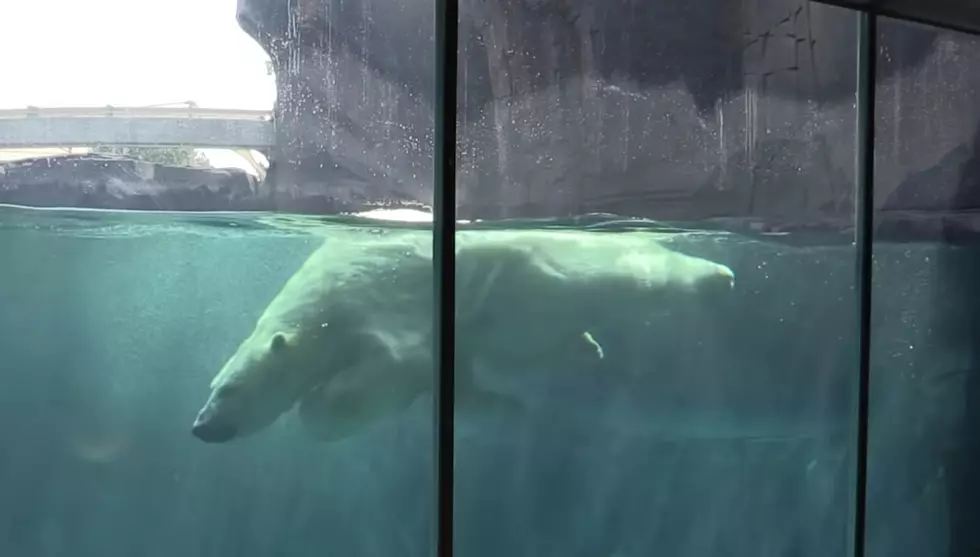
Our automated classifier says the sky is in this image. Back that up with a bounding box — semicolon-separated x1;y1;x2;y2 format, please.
0;0;278;170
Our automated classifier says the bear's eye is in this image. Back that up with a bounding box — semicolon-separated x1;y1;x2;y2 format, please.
270;333;288;352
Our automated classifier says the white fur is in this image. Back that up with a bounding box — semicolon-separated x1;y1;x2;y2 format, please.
191;229;735;443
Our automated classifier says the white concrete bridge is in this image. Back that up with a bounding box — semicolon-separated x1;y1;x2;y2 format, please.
0;105;275;150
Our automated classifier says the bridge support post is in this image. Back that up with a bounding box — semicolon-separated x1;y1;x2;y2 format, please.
233;148;268;182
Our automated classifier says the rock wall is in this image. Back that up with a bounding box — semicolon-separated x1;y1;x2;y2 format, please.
235;0;980;228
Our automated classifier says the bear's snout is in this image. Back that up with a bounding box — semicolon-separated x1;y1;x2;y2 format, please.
192;404;238;443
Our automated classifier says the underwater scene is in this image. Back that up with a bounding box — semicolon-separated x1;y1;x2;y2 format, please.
0;202;974;557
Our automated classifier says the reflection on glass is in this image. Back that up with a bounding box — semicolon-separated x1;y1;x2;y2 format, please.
452;2;863;556
869;16;980;557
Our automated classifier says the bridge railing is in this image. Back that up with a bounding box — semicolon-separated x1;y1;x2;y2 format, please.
0;106;273;121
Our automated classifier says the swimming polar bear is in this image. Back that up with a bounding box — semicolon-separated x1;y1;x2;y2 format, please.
190;229;735;444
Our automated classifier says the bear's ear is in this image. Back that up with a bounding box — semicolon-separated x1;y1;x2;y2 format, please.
271;332;289;352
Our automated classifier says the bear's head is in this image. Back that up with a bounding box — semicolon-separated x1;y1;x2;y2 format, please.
192;330;310;443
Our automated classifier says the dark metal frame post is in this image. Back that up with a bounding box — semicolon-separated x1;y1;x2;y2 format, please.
433;0;459;556
852;10;877;557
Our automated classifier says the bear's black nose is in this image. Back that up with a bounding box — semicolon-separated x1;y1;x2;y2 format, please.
191;419;237;443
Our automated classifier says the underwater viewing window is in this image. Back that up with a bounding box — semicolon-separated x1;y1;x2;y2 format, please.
4;0;980;556
430;3;980;557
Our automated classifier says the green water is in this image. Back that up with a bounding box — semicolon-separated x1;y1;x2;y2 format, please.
0;202;967;557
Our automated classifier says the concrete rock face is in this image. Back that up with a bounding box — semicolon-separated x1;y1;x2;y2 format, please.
235;0;980;229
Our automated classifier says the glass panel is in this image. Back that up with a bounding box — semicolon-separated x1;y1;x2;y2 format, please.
0;1;434;556
815;0;980;37
453;1;862;556
868;16;980;557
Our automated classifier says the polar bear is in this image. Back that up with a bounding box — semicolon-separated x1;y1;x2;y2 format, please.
190;229;735;444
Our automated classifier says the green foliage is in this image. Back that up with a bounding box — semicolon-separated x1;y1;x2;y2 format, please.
91;144;210;168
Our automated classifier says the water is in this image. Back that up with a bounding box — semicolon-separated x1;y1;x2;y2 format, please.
0;202;974;557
